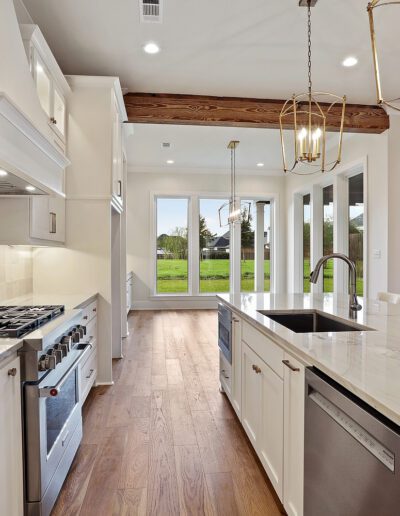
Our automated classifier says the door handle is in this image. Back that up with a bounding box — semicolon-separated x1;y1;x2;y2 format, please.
282;359;300;372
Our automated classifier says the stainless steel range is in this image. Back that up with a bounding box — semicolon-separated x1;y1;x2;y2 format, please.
0;305;93;516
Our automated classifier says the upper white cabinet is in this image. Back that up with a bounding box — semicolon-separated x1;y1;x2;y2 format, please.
0;195;65;245
20;24;70;152
0;356;24;516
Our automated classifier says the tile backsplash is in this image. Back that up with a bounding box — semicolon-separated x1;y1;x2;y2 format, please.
0;246;33;302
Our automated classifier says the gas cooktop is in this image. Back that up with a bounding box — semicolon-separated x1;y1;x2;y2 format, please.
0;305;65;338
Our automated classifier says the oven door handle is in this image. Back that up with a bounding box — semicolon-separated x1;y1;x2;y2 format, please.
39;342;93;398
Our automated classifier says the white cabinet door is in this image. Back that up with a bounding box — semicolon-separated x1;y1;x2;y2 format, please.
52;86;66;139
111;94;123;204
283;353;305;516
241;342;262;447
258;358;284;500
30;196;65;243
33;51;51;117
0;357;24;516
231;315;242;418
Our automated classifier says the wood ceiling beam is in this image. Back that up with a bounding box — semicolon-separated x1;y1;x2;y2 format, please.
124;93;389;134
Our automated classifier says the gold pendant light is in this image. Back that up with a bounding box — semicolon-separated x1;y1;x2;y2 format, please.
368;0;400;111
279;0;346;174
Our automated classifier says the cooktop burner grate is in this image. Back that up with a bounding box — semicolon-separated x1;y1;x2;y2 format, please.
0;305;65;338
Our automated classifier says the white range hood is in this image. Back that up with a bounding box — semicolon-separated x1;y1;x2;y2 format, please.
0;93;70;195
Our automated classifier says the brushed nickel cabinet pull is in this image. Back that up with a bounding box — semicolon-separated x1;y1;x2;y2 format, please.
233;318;240;323
8;368;17;377
282;359;300;372
49;212;56;234
252;364;262;374
118;180;122;197
86;369;95;379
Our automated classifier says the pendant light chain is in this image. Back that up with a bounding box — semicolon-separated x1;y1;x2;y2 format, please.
307;1;312;94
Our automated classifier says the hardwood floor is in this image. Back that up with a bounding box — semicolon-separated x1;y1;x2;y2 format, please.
52;310;285;516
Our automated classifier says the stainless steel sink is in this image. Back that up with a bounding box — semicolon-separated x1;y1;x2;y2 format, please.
257;310;373;333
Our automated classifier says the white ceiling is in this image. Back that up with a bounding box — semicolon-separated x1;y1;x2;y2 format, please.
22;0;400;104
126;123;349;173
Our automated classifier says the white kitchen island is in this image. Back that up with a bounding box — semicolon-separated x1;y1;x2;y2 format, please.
217;292;400;516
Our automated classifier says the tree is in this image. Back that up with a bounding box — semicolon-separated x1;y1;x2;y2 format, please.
164;227;188;259
241;207;254;249
199;215;216;252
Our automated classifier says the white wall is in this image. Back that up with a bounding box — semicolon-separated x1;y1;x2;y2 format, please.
0;0;53;140
387;115;400;293
0;246;33;301
127;170;286;309
285;132;389;299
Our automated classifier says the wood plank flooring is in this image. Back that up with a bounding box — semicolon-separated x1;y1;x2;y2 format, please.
52;310;284;516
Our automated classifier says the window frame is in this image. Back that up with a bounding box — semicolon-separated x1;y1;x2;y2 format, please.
151;191;278;297
293;158;368;296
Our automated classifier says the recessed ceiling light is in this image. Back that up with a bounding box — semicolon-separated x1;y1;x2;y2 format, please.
257;163;264;167
0;169;8;176
342;56;358;68
166;160;174;164
143;42;160;55
25;185;36;192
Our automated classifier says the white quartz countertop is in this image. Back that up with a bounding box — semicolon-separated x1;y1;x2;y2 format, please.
217;292;400;426
0;292;97;363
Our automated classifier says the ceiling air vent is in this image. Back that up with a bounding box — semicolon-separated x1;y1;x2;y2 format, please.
140;0;163;23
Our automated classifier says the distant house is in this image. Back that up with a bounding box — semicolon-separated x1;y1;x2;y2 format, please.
201;231;269;259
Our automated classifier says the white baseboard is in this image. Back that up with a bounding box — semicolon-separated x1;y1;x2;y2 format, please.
132;296;218;310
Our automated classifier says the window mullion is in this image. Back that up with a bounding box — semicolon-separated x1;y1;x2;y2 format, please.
191;196;200;296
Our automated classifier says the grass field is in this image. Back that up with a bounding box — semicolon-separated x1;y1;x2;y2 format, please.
157;258;363;294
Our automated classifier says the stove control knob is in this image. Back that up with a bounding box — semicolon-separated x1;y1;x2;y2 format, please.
54;349;63;365
61;335;72;351
44;353;57;370
77;325;86;338
38;354;47;371
60;343;69;357
69;328;80;343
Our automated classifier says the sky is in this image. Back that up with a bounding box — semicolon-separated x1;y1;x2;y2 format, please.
157;198;271;237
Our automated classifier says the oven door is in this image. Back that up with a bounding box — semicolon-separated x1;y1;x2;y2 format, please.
24;345;91;510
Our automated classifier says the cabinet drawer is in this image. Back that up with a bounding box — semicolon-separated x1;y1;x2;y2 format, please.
242;321;284;378
219;352;232;398
80;349;97;403
83;317;97;352
81;299;97;324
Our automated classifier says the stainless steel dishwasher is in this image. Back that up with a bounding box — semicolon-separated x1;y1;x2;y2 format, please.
305;367;400;516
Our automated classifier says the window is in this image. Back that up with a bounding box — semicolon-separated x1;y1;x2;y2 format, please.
199;198;230;293
156;198;189;293
303;194;311;293
323;185;334;292
348;174;364;295
263;202;271;292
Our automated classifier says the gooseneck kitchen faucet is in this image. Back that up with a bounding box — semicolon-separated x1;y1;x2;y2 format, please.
310;253;362;319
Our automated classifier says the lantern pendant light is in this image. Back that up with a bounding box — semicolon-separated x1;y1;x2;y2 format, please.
368;0;400;111
279;0;346;174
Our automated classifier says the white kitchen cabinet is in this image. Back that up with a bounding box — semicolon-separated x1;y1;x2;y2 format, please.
0;196;65;245
231;314;242;418
283;353;305;516
30;195;65;243
126;273;133;313
0;355;24;516
111;90;124;210
78;298;98;404
241;342;262;446
20;24;70;152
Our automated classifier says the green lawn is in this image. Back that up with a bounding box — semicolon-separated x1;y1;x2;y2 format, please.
157;259;270;293
157;258;363;295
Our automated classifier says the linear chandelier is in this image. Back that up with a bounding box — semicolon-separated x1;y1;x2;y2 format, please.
279;0;346;175
218;140;251;226
368;0;400;111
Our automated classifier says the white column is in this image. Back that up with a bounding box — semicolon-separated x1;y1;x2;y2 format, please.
388;115;400;293
293;194;304;293
230;198;241;293
255;201;266;292
190;196;200;296
334;174;348;294
311;184;323;294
